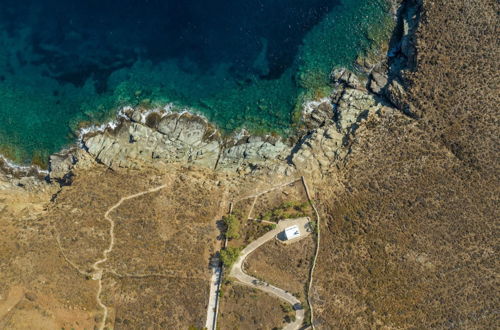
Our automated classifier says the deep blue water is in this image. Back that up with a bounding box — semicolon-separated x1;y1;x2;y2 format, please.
0;0;393;166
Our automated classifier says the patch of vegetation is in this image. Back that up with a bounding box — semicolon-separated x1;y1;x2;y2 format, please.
222;214;240;240
220;247;242;269
265;223;277;230
280;303;293;313
284;314;296;323
258;201;311;222
240;221;274;244
308;220;317;234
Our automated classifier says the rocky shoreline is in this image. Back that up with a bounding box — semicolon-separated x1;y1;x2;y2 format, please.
0;0;422;188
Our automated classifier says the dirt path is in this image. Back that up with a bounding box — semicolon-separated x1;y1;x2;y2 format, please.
229;217;311;330
92;184;167;330
301;176;320;330
235;178;302;204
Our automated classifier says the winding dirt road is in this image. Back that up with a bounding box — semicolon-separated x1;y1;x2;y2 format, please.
229;217;311;330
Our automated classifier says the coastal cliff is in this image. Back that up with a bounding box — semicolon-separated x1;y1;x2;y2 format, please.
1;0;498;328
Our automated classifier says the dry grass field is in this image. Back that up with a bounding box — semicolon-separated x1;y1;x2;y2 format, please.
0;175;99;329
1;1;498;329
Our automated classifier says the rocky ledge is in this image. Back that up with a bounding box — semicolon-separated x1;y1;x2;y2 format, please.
44;67;393;182
81;108;291;175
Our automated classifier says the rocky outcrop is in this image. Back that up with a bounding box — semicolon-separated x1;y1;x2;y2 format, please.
382;0;422;114
83;110;222;170
81;108;292;174
292;69;389;177
217;134;290;174
0;63;396;185
291;126;345;177
81;68;389;178
49;150;78;184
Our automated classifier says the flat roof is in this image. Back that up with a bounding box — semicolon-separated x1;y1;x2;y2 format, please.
285;225;300;240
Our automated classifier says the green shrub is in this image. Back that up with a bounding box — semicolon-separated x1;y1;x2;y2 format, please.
258;200;311;222
220;247;241;269
280;303;293;313
222;214;240;239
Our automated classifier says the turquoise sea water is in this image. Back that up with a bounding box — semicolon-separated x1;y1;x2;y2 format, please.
0;0;393;166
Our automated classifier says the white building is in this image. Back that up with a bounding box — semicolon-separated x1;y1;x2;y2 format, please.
284;225;300;240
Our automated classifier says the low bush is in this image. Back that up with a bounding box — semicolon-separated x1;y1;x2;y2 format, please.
220;247;242;269
222;214;240;239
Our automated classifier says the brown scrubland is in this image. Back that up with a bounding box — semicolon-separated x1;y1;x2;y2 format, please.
218;283;294;330
0;164;226;329
311;0;499;327
246;235;315;303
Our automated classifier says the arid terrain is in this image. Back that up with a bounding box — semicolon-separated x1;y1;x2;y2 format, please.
310;0;499;328
246;235;315;303
218;283;293;330
1;163;229;329
0;0;498;329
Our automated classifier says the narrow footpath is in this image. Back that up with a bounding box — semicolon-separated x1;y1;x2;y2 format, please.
92;184;167;330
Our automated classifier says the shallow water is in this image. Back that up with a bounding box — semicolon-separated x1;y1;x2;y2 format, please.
0;0;393;166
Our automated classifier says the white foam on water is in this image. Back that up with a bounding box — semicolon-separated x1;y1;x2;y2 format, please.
302;97;331;116
0;155;49;175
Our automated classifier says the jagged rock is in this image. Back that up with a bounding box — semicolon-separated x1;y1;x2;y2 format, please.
302;99;334;129
386;78;407;110
81;109;294;173
293;75;388;176
292;126;345;177
400;0;421;70
159;114;181;137
334;86;380;133
331;68;361;89
49;151;77;182
217;137;289;172
130;109;143;122
84;120;222;170
175;114;209;146
369;72;388;94
76;68;390;178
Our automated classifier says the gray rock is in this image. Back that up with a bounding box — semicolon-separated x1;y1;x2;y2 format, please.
157;113;179;137
369;72;388;94
386;79;407;110
49;151;77;181
334;86;380;133
331;68;361;89
216;135;290;172
82;110;225;170
302;100;334;130
130;109;143;123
